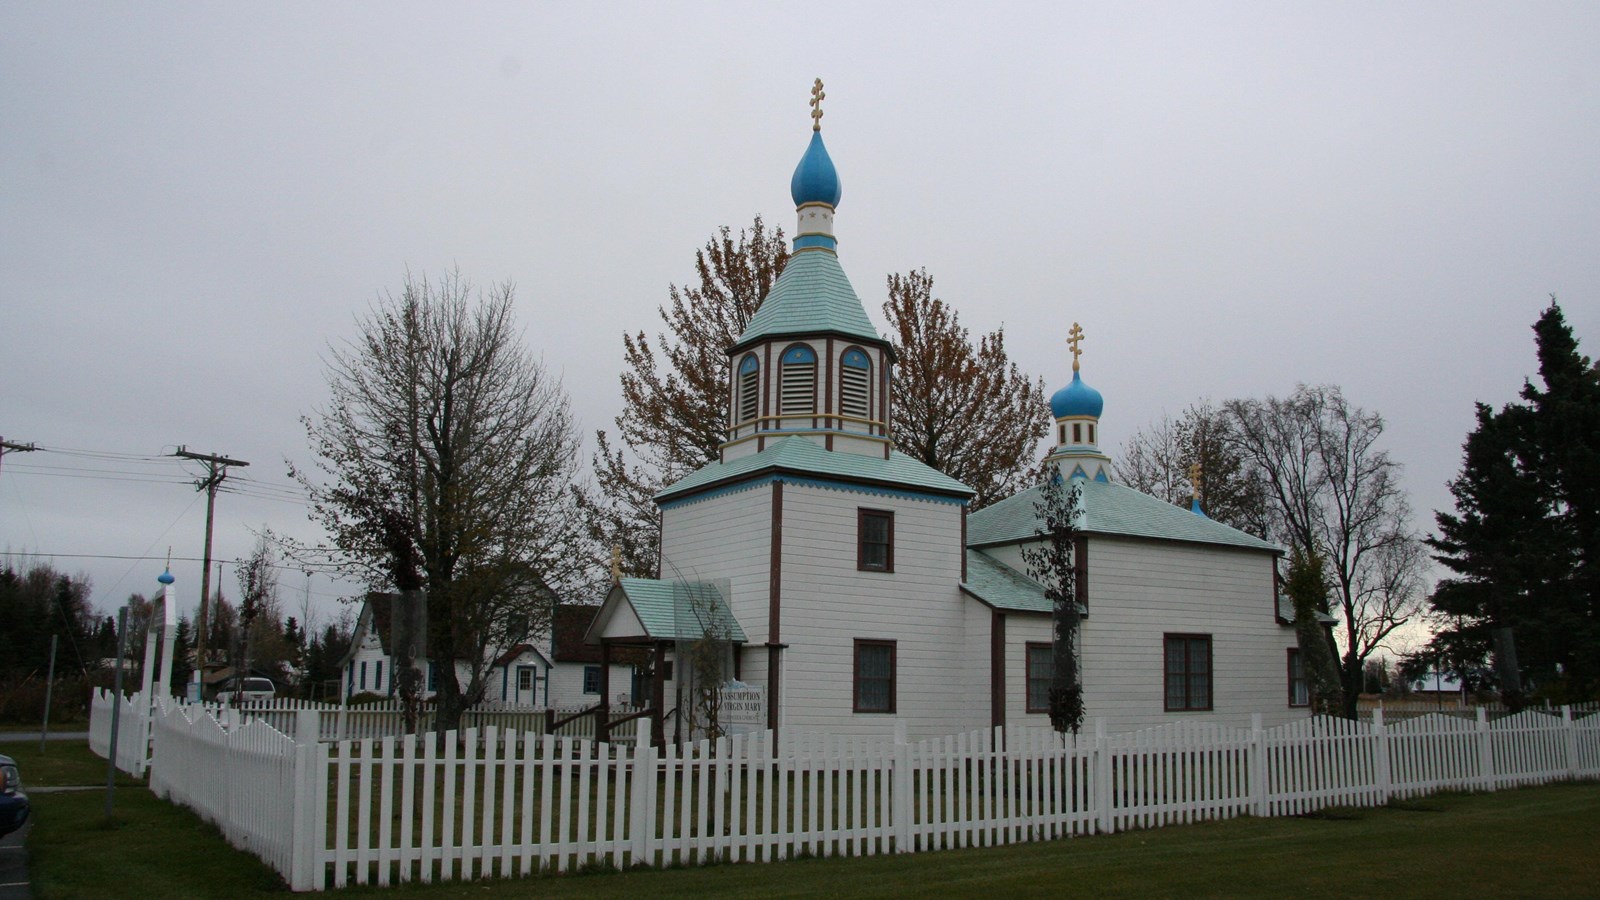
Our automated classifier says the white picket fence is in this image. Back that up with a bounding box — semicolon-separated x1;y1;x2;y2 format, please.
180;697;645;744
88;689;645;777
120;700;1600;892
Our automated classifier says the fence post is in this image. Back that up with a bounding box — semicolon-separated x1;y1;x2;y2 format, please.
893;719;912;853
1476;706;1494;791
1250;713;1267;817
295;709;320;745
1371;707;1391;804
1094;718;1112;834
1561;706;1578;779
290;734;317;891
629;717;655;867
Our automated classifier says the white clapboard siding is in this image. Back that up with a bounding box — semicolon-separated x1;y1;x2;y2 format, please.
109;696;1600;892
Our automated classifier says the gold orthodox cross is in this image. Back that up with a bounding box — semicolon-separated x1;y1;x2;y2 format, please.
1067;322;1085;372
810;78;825;131
610;543;622;584
1189;462;1203;503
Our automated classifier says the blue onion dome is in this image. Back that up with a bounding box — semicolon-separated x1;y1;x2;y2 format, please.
790;130;842;208
1050;371;1104;419
158;567;175;585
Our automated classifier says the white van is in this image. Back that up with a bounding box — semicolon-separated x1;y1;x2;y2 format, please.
216;677;276;703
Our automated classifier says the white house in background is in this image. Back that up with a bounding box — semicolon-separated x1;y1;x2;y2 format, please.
584;97;1321;740
340;593;556;705
545;604;651;709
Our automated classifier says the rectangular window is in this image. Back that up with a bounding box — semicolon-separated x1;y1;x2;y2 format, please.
853;639;896;713
1073;422;1082;443
1164;634;1213;711
376;660;385;694
518;666;535;692
858;509;894;572
359;661;367;691
1288;649;1309;707
427;662;438;692
1025;643;1053;714
582;665;601;695
1058;424;1067;445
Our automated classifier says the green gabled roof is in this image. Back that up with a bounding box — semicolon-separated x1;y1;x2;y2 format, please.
961;550;1051;614
967;478;1281;553
656;437;974;504
733;249;882;349
607;578;748;642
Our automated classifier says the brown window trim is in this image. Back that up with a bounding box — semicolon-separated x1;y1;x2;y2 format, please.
853;638;897;713
1025;641;1053;714
1073;535;1088;615
1163;633;1214;712
857;508;894;572
1287;648;1309;708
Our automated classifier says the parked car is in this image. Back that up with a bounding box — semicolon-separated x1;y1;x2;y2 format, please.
0;754;29;838
215;676;276;703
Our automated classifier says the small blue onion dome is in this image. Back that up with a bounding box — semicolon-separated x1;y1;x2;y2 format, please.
790;131;842;207
158;567;175;585
1050;371;1104;419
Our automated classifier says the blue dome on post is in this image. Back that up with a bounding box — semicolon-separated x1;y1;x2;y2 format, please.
158;567;175;585
790;131;842;208
1050;371;1104;419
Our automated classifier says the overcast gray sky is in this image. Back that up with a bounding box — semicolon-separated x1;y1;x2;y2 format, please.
3;2;1597;636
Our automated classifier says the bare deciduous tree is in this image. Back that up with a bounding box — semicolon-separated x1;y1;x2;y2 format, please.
1226;385;1424;717
292;271;586;732
886;269;1050;509
1117;401;1269;536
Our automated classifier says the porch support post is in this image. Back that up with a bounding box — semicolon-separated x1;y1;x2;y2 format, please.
598;641;612;742
652;641;667;747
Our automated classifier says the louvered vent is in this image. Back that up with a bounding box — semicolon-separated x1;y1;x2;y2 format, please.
739;369;759;423
841;364;869;418
781;362;816;415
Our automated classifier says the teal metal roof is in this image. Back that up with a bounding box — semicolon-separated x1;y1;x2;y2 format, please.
734;249;881;349
967;479;1281;553
962;551;1051;614
612;578;748;642
656;437;973;504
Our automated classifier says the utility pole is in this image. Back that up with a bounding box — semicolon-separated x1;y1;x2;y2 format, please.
172;446;249;698
0;437;38;478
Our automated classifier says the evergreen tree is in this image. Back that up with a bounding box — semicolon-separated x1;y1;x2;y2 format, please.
884;269;1051;509
1426;301;1600;700
1284;548;1344;715
584;217;789;580
1021;474;1086;734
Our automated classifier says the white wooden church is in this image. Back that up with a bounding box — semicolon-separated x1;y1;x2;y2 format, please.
585;89;1318;741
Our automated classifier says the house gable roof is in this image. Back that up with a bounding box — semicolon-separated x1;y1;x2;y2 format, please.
967;479;1281;553
961;550;1051;614
585;579;749;644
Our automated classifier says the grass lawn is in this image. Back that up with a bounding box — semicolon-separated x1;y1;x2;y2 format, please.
23;741;1600;898
2;740;141;789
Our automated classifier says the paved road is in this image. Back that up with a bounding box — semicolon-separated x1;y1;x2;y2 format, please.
0;820;31;900
0;733;86;744
0;731;88;898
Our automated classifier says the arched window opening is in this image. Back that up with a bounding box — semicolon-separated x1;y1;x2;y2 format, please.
840;348;872;419
738;354;760;424
780;345;817;416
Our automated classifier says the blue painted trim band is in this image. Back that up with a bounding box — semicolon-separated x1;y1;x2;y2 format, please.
792;233;837;251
